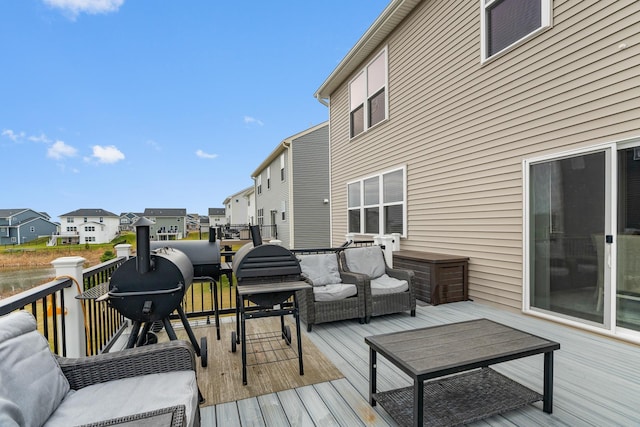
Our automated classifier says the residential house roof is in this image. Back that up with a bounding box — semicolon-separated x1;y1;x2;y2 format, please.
143;208;187;217
314;0;421;100
208;208;225;216
60;208;118;217
223;186;253;205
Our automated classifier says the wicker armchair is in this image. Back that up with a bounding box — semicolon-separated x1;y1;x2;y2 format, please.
293;250;366;332
340;245;416;322
0;311;200;427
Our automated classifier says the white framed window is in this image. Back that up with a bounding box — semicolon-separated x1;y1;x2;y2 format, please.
280;154;285;181
481;0;551;61
30;226;35;232
267;167;271;189
257;208;264;225
257;175;262;195
349;47;388;138
347;166;406;236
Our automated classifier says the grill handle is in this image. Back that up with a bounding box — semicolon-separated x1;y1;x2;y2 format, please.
107;284;184;299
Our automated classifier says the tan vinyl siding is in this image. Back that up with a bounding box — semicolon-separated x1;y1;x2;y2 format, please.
328;0;640;310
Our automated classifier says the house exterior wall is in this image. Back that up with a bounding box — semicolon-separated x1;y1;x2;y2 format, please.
255;154;290;246
326;0;640;310
60;215;119;244
145;216;185;240
0;209;57;245
291;124;331;248
224;188;252;225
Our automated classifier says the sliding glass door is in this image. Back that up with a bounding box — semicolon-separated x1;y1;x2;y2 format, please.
529;151;607;325
616;148;640;331
528;143;640;333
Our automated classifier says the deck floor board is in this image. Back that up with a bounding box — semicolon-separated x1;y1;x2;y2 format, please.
196;301;640;426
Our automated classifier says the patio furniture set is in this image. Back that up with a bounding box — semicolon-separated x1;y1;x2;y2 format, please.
0;243;560;427
294;244;417;332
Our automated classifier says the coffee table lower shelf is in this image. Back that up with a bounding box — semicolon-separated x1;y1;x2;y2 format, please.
373;368;542;427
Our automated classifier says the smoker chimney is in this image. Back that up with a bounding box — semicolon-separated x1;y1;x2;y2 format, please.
249;225;262;246
133;217;155;274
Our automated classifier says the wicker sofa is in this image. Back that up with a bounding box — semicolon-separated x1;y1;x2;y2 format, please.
293;249;366;331
0;311;200;427
340;245;416;322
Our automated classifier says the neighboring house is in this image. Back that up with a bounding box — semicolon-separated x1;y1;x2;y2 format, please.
119;212;141;232
0;209;58;245
223;187;253;225
251;122;330;249
207;208;226;227
315;0;640;342
186;214;200;232
58;209;119;244
142;208;187;240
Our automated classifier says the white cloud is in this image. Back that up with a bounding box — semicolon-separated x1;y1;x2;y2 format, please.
28;133;51;143
2;129;26;142
196;149;218;159
47;140;78;159
244;116;264;126
43;0;124;18
91;145;125;163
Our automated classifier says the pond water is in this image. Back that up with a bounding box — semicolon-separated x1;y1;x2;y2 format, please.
0;267;56;298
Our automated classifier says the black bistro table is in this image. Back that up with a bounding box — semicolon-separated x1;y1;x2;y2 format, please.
365;318;560;427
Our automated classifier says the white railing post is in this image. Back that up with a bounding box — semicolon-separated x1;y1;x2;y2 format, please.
345;233;355;245
378;235;395;267
391;233;402;251
115;243;132;259
51;256;87;358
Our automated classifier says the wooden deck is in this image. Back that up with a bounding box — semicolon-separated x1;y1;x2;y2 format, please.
192;300;640;426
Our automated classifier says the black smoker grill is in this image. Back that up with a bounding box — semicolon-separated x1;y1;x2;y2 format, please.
150;234;222;340
231;226;311;385
106;218;210;367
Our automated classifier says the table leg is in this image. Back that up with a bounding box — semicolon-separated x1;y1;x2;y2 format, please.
294;295;304;376
543;350;554;413
369;348;377;406
413;378;423;427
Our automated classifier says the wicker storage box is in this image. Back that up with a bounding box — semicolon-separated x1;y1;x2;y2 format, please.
392;250;469;305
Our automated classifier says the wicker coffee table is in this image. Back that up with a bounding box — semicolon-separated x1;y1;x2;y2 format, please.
365;318;560;427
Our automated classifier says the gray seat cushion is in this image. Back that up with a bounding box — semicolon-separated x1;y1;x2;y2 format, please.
299;253;342;286
0;311;70;427
370;274;408;295
344;246;386;279
43;370;198;427
313;283;358;302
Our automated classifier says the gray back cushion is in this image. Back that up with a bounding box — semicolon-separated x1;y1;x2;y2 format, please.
0;311;70;427
298;253;342;286
344;246;386;279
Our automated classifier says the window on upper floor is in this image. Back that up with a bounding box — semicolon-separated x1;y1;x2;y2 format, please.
257;175;262;195
83;217;87;222
347;166;406;236
349;47;388;138
67;217;74;223
280;154;285;181
481;0;551;61
30;226;35;232
267;167;271;189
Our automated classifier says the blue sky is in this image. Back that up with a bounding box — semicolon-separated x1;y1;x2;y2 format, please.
1;0;389;221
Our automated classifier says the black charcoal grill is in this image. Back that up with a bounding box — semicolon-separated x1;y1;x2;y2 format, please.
231;226;311;384
106;218;209;367
150;233;223;340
